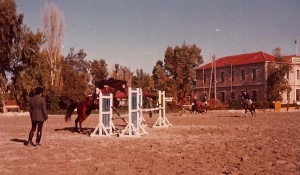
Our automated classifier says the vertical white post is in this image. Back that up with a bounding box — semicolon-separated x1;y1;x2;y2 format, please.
119;87;147;137
153;91;172;128
90;92;115;137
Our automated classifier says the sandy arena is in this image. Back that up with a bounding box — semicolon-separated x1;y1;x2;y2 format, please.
0;110;299;175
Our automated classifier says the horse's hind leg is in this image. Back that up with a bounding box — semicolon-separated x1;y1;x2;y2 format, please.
75;117;79;132
79;122;83;132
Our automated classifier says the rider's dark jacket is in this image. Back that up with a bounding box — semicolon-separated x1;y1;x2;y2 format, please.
242;92;250;100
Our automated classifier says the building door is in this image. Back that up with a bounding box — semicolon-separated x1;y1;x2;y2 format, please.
221;92;225;103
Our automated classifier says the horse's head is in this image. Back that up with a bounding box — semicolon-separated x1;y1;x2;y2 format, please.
119;81;128;96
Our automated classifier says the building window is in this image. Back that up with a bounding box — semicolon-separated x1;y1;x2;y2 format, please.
252;68;257;80
221;72;225;82
287;92;290;101
297;70;300;80
232;71;235;82
252;91;257;101
221;92;225;102
231;92;235;100
241;70;245;80
296;89;300;101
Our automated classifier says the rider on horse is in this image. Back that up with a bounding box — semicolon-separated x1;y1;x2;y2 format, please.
241;90;252;104
93;78;118;101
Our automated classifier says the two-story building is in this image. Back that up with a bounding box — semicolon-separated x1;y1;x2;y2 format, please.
194;51;300;104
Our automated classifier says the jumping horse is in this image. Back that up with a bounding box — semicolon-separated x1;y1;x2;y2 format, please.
65;78;128;132
240;96;256;116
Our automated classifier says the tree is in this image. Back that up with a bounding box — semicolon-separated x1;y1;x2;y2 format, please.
152;60;168;92
0;0;23;80
89;59;108;84
60;48;90;103
132;69;154;92
267;48;292;102
42;2;65;90
11;28;48;110
111;64;133;86
163;43;203;101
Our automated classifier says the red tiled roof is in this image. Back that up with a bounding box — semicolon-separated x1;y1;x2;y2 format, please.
283;55;300;61
5;100;18;106
195;51;275;70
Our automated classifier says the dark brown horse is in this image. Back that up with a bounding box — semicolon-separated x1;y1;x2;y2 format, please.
65;78;128;132
240;96;256;116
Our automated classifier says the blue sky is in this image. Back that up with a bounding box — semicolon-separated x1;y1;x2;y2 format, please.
16;0;300;73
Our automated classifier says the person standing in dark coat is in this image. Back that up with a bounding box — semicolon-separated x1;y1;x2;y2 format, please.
26;87;48;146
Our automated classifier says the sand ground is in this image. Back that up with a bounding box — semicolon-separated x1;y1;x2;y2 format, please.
0;110;299;175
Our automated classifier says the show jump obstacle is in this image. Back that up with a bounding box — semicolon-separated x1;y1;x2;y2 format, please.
90;92;115;137
91;87;172;138
119;87;172;137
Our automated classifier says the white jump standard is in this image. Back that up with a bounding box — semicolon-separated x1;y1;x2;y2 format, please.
90;92;116;137
152;90;172;128
119;87;148;137
119;87;171;137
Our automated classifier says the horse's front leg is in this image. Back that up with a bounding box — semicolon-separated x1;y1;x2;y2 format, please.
244;108;248;117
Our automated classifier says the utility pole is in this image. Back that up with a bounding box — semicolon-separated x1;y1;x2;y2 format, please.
203;68;205;94
213;55;217;102
230;62;233;93
208;55;214;100
295;34;298;56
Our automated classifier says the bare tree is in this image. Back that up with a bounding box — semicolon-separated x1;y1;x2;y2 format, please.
42;2;65;89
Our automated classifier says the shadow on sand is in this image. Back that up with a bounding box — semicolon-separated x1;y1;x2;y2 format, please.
217;115;241;118
54;127;94;136
10;138;28;145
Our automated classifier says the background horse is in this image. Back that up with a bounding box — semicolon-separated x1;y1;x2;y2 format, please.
240;96;256;116
65;78;128;132
194;101;208;113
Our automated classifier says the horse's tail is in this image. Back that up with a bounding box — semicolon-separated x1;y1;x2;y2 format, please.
65;102;78;122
